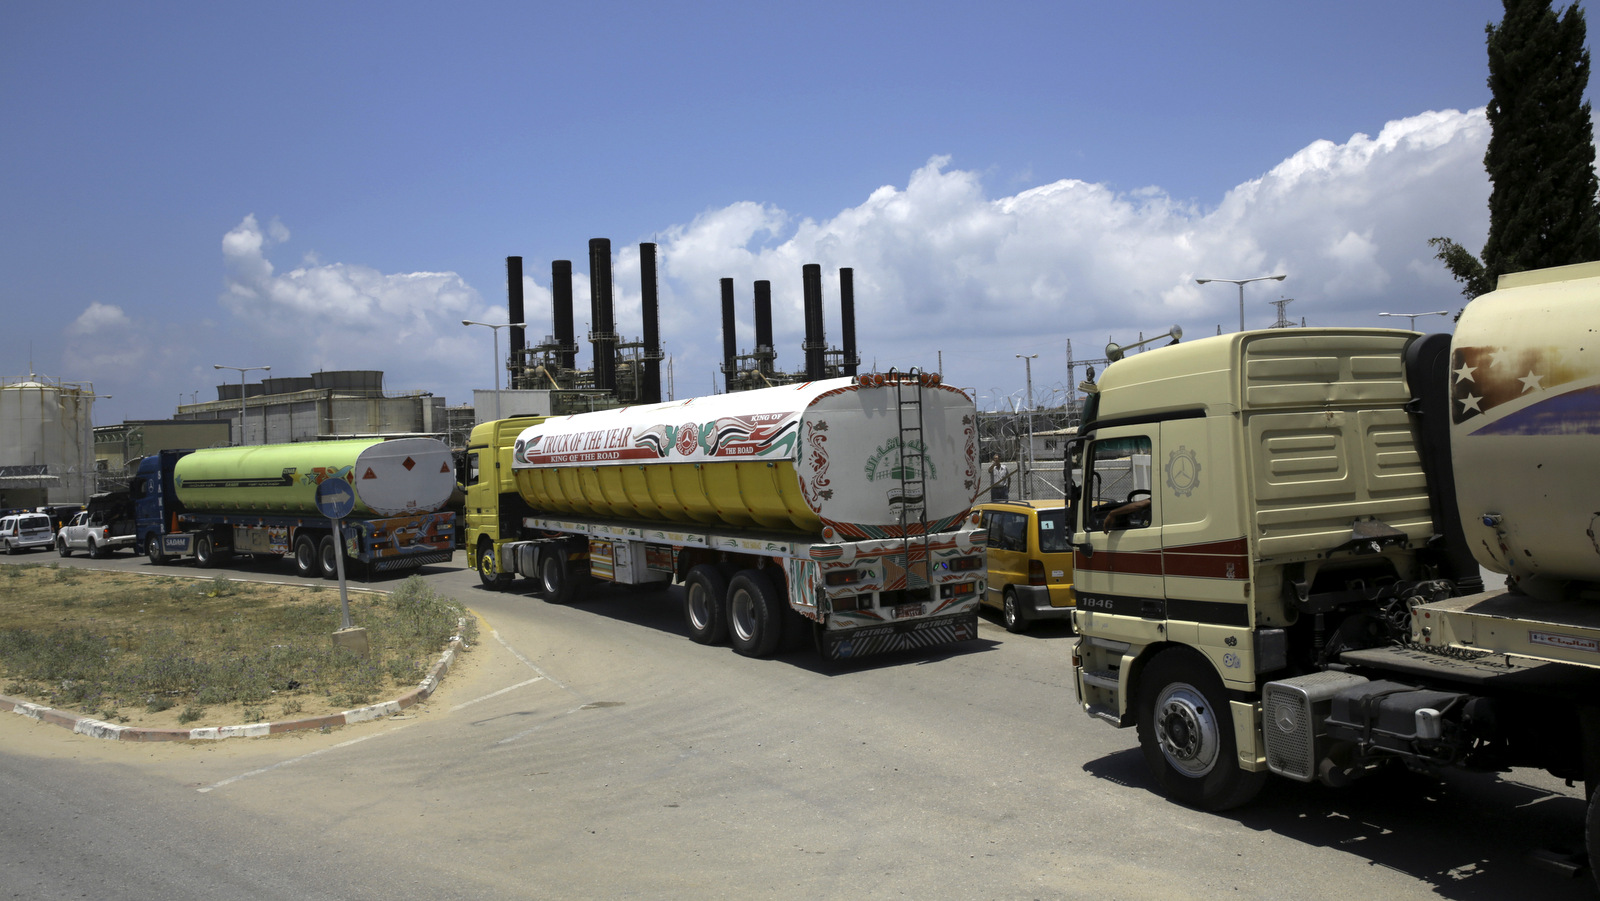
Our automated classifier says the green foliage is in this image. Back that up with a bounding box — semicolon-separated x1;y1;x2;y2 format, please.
1435;0;1600;298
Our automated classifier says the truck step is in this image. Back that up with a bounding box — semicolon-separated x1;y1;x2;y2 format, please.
1080;669;1120;691
1085;703;1121;726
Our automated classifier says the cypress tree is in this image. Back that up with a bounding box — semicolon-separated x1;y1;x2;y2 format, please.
1431;0;1600;300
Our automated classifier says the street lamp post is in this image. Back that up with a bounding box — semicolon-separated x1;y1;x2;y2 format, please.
1015;353;1038;411
1196;274;1287;332
213;364;271;445
1378;310;1449;331
461;320;525;422
1015;354;1038;499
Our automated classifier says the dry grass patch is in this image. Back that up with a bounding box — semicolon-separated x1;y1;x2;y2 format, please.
0;564;475;730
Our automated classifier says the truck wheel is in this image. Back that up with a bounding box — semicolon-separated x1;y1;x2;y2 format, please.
146;535;167;565
194;535;215;568
1003;588;1031;634
683;564;729;645
477;539;512;589
57;537;71;558
728;569;783;657
87;538;106;559
1136;649;1266;811
539;548;579;604
293;534;318;578
317;535;340;579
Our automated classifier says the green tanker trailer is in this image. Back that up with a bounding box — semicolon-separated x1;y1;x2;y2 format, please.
133;438;456;578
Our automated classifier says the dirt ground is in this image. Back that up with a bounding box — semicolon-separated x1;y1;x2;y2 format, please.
0;564;432;731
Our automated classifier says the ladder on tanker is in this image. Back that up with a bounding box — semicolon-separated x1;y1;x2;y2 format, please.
891;369;935;603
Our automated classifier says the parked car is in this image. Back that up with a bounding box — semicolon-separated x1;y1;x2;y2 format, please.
57;493;136;558
976;499;1075;633
1;512;56;555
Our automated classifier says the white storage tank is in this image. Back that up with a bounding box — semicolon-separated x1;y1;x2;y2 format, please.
0;375;99;506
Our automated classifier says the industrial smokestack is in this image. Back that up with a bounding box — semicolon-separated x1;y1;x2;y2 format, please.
754;280;774;375
552;260;576;373
839;267;858;377
640;243;662;404
507;257;526;388
588;238;617;393
720;278;737;392
802;263;826;380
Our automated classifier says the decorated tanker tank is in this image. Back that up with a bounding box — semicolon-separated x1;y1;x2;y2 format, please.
510;375;979;538
1449;261;1600;589
172;437;456;517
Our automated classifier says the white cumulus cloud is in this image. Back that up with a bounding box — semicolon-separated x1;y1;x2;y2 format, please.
202;107;1493;414
66;302;132;335
631;108;1490;403
219;214;485;389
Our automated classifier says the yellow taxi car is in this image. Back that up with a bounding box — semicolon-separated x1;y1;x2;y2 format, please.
976;499;1075;633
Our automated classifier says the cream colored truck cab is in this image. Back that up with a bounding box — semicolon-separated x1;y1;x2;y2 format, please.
1070;262;1600;862
1068;328;1470;809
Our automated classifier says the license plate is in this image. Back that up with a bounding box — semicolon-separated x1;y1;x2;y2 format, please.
894;603;924;619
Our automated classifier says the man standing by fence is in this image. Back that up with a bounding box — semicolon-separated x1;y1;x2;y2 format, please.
988;453;1011;501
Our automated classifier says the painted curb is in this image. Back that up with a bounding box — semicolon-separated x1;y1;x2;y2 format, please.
0;617;470;742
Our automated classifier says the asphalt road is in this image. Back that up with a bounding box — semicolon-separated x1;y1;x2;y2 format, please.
0;551;1592;900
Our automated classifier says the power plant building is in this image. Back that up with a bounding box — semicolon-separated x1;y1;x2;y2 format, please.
176;369;448;446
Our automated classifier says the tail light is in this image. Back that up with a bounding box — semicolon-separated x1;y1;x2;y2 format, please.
1029;559;1047;586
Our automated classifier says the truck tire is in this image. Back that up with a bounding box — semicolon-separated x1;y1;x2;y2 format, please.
293;534;318;578
57;537;71;558
146;535;167;565
1003;588;1031;634
538;547;580;604
87;537;106;559
683;564;729;645
477;539;513;589
728;569;783;657
1136;649;1266;811
317;535;340;579
194;535;216;568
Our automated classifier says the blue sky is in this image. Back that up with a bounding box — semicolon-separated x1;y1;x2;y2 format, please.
0;1;1553;422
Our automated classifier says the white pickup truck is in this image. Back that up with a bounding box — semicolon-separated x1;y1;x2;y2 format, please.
56;494;135;558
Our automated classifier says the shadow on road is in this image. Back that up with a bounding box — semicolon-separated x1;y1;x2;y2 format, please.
1082;748;1593;899
470;576;1002;675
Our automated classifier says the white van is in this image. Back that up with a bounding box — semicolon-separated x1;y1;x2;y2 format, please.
1;512;55;554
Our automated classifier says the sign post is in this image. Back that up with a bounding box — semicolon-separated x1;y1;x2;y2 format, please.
315;478;367;657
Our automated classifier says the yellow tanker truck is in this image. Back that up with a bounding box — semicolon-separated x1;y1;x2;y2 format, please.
1069;261;1600;878
464;372;988;659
